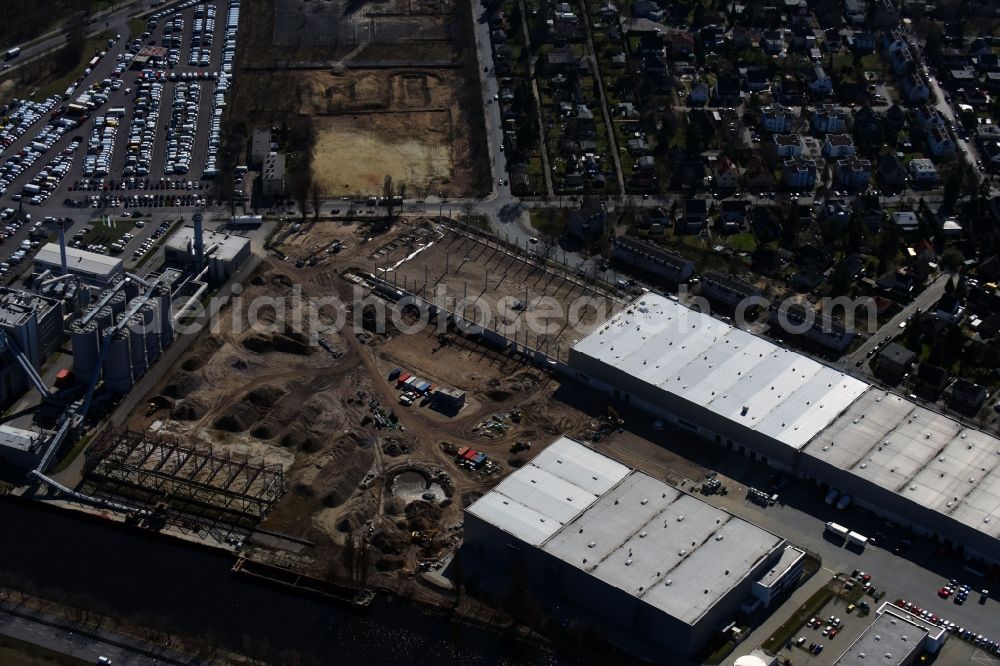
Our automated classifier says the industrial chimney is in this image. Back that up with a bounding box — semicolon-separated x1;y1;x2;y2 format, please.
193;213;204;270
58;220;69;276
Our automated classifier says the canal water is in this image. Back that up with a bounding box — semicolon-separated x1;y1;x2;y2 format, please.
0;499;571;665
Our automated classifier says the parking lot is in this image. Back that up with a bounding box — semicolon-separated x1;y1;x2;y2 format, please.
0;0;240;218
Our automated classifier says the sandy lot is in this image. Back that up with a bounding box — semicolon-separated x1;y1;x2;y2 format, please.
312;112;453;195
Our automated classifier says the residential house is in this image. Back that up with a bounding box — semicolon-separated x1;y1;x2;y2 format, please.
763;30;786;54
810;65;834;96
916;362;949;398
773;134;803;157
791;23;817;51
845;0;868;24
875;343;915;383
903;73;930;102
935;292;965;323
760;105;791;133
711;157;741;190
914;104;945;130
877;152;907;188
847;30;876;54
824;29;843;51
811;105;848;133
713;75;743;104
689;81;710;105
949;378;988;415
927;125;956;157
783;157;818;189
767;303;855;352
890;46;916;76
871;0;900;29
567;198;607;240
699;271;763;308
719;200;749;231
822;134;855;157
744;68;770;92
980;140;1000;169
612;236;696;282
891;210;919;231
821;199;851;230
632;0;665;20
746;155;775;191
680;198;709;234
836;156;872;187
665;31;695;58
909;158;939;184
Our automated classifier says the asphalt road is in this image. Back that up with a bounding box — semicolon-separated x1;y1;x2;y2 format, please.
843;271;951;369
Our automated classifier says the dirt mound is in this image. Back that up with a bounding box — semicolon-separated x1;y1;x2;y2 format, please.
162;371;202;398
461;490;483;507
385;496;406;515
245;385;287;410
317;438;375;508
172;398;208;421
487;389;512;402
181;337;222;372
250;418;281;439
375;558;404;572
213;401;259;432
404;500;443;531
242;334;274;354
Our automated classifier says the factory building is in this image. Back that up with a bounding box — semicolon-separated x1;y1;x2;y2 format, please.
34;244;123;288
164;224;251;283
69;276;174;394
0;289;63;409
0;424;44;468
462;436;795;658
834;602;947;665
261;152;286;197
567;293;1000;563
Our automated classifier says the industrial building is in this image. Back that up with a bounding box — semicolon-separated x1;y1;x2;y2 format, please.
69;275;174;394
34;244;123;288
164;222;251;283
0;289;63;409
567;293;1000;563
463;436;797;657
833;602;947;665
261;152;286;197
249;128;272;167
0;424;44;468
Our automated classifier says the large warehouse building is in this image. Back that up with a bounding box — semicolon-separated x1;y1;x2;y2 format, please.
568;293;1000;563
34;244;123;288
462;437;800;657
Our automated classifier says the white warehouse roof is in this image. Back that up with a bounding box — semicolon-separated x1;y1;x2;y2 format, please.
572;294;868;449
35;243;123;278
805;389;1000;536
467;437;785;626
165;225;250;263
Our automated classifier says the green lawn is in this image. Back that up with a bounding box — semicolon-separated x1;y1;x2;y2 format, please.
761;582;835;653
83;218;138;245
725;233;758;252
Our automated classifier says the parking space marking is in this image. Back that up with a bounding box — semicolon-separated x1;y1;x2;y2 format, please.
972;650;1000;665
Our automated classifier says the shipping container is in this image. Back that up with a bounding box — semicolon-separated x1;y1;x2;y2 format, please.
847;531;868;547
824;522;849;538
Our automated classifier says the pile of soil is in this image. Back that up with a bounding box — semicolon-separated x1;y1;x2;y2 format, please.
242;331;314;356
460;490;483;508
213;402;259;432
404;500;443;532
162;371;202;398
181;337;222;372
172;398;208;421
317;437;375;508
250;418;281;439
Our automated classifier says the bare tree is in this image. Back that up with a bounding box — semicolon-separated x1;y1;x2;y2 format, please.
382;175;396;220
310;180;322;221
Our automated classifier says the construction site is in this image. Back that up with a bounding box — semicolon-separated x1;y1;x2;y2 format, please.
228;0;489;198
78;218;632;598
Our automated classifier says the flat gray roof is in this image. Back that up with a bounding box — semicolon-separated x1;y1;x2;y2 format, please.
803;389;1000;538
35;244;123;278
572;293;868;450
757;545;805;589
468;437;785;626
834;604;936;665
0;424;41;453
166;226;250;263
0;288;58;328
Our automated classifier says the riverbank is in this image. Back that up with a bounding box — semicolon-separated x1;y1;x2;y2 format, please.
0;496;573;664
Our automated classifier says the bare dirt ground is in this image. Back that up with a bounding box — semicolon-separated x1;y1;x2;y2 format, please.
229;0;488;198
122;221;595;588
371;224;625;360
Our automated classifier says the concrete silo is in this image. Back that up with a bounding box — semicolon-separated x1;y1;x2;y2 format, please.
102;328;133;393
157;286;174;346
138;301;161;365
123;315;147;381
123;276;141;301
94;306;114;331
70;320;101;384
108;289;127;318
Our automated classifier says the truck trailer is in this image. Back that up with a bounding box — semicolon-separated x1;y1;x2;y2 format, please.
825;522;849;539
847;531;868;547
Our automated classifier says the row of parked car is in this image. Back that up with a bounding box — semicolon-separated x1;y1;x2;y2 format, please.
896;592;998;655
75;193;207;208
122;80;162;178
1;113;77;200
71;177;207;191
18;138;81;205
204;0;240;177
0;97;60;154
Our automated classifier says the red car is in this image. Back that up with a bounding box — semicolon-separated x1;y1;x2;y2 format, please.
938;588;952;598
